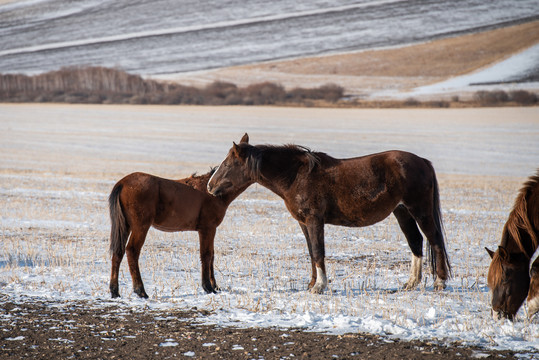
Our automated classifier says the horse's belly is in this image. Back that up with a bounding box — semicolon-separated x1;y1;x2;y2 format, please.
327;199;398;227
327;213;388;227
152;224;183;232
153;215;198;232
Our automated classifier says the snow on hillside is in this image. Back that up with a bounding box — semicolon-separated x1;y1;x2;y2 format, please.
0;0;537;76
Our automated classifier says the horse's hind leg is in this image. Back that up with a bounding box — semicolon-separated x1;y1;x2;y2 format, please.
110;253;123;298
409;210;449;290
393;205;423;290
126;226;150;298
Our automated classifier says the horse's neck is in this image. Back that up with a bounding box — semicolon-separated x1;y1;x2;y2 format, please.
257;176;288;200
255;152;303;198
227;183;253;205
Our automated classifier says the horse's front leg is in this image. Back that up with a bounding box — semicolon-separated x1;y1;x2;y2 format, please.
304;219;327;294
527;258;539;318
198;227;218;294
299;223;317;290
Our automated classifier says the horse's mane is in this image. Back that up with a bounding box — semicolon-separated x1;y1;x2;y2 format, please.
502;170;539;258
246;144;329;184
190;166;217;179
183;167;217;187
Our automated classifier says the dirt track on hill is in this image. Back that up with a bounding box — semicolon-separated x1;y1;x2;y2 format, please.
0;299;525;360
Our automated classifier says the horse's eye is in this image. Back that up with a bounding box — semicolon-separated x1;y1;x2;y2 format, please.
501;269;513;284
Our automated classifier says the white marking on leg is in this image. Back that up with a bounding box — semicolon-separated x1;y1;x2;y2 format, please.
310;266;327;294
528;296;539;319
403;254;422;290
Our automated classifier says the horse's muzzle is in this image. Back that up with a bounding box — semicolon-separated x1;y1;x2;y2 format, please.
491;309;514;321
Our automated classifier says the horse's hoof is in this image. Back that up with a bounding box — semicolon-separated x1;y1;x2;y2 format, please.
110;284;120;298
402;284;416;291
202;283;218;294
433;279;446;291
309;285;325;294
134;288;149;298
402;281;419;291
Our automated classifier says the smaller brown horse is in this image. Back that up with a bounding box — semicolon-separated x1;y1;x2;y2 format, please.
208;134;451;294
486;170;539;320
108;169;249;298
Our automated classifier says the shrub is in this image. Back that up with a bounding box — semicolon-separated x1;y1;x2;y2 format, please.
509;90;538;105
404;98;420;106
244;82;286;105
203;81;238;101
318;84;344;102
474;90;509;105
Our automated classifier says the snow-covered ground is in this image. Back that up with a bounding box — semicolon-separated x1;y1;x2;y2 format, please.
1;105;538;354
387;43;539;100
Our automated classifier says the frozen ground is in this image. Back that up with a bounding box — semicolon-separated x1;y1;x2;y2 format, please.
0;105;538;354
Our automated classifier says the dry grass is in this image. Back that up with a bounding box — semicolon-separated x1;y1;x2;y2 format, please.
252;21;539;78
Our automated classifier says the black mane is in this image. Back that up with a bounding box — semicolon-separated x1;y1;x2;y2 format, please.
246;144;329;186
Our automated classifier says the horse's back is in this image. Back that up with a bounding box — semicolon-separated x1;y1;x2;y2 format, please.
335;150;433;190
318;150;435;226
116;172;205;230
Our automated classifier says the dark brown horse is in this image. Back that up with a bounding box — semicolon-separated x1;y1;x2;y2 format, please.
486;170;539;320
207;134;451;294
109;169;249;298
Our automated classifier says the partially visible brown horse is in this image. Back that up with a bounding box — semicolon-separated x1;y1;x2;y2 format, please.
486;170;539;320
109;169;249;298
207;134;451;294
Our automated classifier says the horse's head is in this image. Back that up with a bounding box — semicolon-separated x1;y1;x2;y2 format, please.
207;133;254;197
486;246;530;320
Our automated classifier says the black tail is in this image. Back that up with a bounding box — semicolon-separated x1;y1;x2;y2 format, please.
109;183;130;258
427;162;452;278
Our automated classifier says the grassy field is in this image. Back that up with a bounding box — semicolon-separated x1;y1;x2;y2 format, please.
0;104;538;352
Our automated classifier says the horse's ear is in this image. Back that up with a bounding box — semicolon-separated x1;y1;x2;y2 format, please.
240;133;249;144
486;247;495;259
498;246;509;262
232;141;240;156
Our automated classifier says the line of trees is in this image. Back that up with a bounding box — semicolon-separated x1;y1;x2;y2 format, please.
1;66;537;106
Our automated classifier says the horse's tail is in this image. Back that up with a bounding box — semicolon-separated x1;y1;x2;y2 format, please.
426;160;452;278
109;183;130;258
